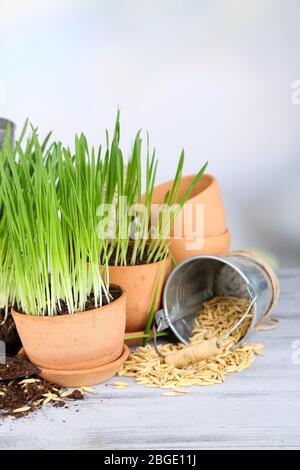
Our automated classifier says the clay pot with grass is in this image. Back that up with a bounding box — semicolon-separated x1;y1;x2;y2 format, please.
104;116;208;343
11;292;127;387
0;123;20;355
109;255;172;342
0;124;127;387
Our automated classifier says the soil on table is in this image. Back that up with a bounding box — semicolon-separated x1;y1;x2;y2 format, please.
0;356;39;381
67;389;84;400
0;310;21;355
0;356;85;418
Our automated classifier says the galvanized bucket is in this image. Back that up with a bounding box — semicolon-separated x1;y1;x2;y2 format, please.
155;251;280;346
0;118;15;149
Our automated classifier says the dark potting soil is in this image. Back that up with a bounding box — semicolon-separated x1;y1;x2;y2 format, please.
15;286;122;316
0;356;39;381
67;389;84;400
54;287;122;315
108;244;150;266
0;310;21;355
0;357;86;418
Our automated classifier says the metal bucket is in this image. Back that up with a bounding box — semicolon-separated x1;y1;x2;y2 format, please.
0;118;15;149
155;252;279;346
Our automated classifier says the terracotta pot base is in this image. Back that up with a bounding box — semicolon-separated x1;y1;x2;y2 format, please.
37;345;129;387
124;330;150;347
12;291;126;371
124;330;171;347
109;258;171;333
170;229;231;263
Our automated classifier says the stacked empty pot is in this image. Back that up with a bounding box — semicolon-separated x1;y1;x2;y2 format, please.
150;174;231;263
0;118;15;149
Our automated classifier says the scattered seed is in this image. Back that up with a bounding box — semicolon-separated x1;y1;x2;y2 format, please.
60;390;73;398
80;386;96;394
13;406;31;413
33;399;44;406
43;396;52;404
19;378;39;385
112;381;129;387
197;381;215;386
42;393;59;402
172;388;190;394
119;296;264;389
0;378;84;417
162;391;182;397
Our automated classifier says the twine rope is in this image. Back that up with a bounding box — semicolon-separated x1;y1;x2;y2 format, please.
228;250;280;329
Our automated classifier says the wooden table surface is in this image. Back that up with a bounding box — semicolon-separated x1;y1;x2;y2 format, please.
0;268;299;450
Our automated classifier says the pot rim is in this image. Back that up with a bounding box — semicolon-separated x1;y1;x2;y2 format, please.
170;228;230;242
149;173;216;203
0;117;16;131
39;344;129;376
109;255;171;270
11;287;126;321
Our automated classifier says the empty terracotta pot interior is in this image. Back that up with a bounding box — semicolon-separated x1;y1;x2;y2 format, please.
145;174;227;237
12;289;126;371
109;257;171;333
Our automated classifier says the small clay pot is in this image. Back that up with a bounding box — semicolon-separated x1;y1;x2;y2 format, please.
170;229;231;263
11;290;126;371
124;330;153;347
0;118;15;149
145;174;230;262
148;174;227;237
109;257;171;334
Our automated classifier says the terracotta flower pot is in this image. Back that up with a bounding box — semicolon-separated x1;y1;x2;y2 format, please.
170;229;231;263
109;257;171;334
0;117;15;149
144;174;230;262
11;291;126;372
124;330;147;347
148;174;227;237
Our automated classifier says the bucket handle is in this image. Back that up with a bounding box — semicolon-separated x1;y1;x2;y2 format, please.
153;321;166;358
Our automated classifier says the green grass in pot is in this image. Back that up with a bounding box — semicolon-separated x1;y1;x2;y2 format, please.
0;126;111;316
100;112;208;267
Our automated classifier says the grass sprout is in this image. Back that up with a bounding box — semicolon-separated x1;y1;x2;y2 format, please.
0;113;207;317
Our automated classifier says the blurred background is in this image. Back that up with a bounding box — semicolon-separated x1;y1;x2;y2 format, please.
0;0;299;266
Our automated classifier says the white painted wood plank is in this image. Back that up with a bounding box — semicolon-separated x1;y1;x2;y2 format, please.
0;268;299;449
